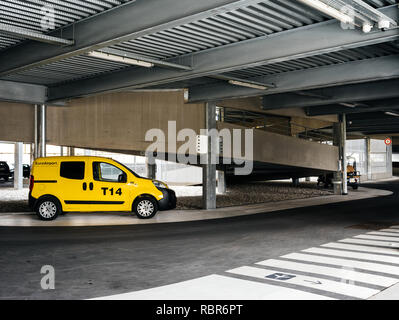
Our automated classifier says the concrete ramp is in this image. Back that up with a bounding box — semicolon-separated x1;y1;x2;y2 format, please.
218;122;339;179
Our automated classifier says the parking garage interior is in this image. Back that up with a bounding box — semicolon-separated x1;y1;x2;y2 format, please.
0;0;399;304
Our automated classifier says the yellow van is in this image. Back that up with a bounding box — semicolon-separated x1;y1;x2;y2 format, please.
29;156;176;221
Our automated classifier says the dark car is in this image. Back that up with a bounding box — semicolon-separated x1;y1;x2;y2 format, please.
9;164;31;179
0;161;11;182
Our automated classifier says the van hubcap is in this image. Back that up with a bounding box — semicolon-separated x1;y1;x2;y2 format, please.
39;201;57;218
137;200;154;217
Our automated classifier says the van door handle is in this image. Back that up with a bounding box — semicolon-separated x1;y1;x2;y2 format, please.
89;182;94;191
83;182;87;191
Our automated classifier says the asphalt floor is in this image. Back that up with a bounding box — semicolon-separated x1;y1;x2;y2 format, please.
0;180;398;300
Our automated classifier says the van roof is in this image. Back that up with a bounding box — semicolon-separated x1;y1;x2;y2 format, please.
34;156;114;162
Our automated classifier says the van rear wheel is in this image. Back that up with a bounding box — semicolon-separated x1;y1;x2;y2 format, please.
133;196;158;219
36;197;61;221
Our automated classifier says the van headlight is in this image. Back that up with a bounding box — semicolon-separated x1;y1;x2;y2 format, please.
153;180;168;189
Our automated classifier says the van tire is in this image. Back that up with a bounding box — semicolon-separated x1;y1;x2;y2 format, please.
133;195;158;219
35;196;62;221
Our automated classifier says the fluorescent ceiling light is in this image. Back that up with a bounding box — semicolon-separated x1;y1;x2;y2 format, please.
385;111;399;117
228;80;270;90
297;0;354;25
87;51;154;68
340;103;357;108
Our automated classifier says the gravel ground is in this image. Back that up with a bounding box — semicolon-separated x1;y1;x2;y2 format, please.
176;182;332;210
0;181;332;213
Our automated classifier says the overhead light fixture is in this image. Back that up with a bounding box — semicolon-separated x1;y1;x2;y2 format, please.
87;51;154;68
228;80;270;90
378;20;390;30
362;23;373;33
340;103;357;108
297;0;354;25
385;111;399;117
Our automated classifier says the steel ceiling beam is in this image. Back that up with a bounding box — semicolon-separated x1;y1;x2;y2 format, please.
0;80;47;104
262;79;399;110
0;23;74;46
47;5;399;101
306;98;399;116
188;54;399;103
0;0;252;76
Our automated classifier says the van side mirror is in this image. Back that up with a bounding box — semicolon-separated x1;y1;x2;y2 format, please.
118;173;127;183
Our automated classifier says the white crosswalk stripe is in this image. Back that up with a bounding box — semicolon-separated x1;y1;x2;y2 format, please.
282;252;399;276
355;234;399;242
322;242;399;256
227;266;379;299
339;238;399;248
94;227;399;300
256;259;398;287
92;274;335;300
381;228;399;233
368;231;399;237
303;247;399;265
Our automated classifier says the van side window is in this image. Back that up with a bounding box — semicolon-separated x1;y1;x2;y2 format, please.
93;162;126;183
60;162;85;180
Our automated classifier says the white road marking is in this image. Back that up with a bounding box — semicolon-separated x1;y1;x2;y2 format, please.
303;247;399;265
368;231;399;237
322;242;399;256
92;274;335;300
381;229;399;233
256;259;398;287
227;266;378;299
283;252;399;276
355;234;399;242
339;238;399;248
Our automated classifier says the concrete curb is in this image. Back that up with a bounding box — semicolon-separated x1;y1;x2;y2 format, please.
0;186;393;227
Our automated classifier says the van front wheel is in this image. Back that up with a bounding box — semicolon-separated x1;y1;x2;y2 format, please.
133;196;158;219
36;197;61;221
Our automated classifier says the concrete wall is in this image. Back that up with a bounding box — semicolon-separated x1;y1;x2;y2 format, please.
47;91;205;153
217;122;339;172
0;91;205;152
0;102;34;143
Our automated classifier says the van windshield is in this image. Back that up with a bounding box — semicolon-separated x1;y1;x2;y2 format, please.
113;160;143;179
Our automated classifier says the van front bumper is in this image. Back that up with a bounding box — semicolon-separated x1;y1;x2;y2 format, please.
157;188;177;211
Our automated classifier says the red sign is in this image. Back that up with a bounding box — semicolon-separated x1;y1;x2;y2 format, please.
385;138;392;146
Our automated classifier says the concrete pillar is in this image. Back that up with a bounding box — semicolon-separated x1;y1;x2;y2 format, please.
333;117;348;195
387;139;393;178
67;147;75;156
14;142;23;190
217;169;226;194
292;178;300;187
147;161;157;180
60;146;64;156
366;138;372;181
37;104;46;158
33;104;39;159
30;144;34;165
340;114;348;195
202;102;217;210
